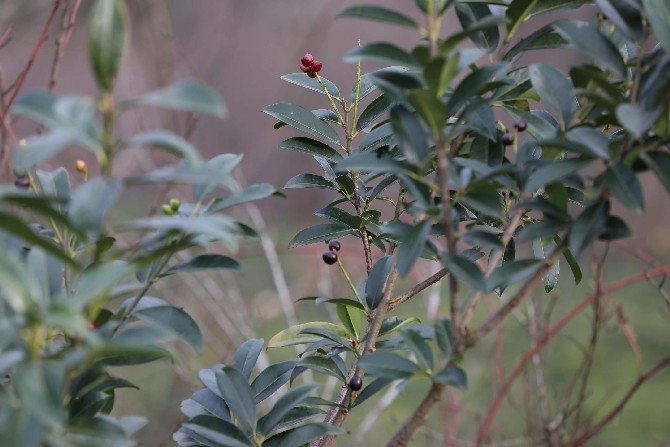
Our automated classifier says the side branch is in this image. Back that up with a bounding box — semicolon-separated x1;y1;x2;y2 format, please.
386;381;446;447
389;268;448;310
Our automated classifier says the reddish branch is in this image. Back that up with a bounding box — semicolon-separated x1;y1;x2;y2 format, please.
475;264;670;444
0;0;62;124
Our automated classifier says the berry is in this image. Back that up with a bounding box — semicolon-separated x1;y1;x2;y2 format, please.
322;251;338;265
502;133;514;146
349;376;363;391
514;119;527;132
300;64;310;73
161;204;174;215
311;60;323;72
301;53;315;67
169;198;181;212
328;239;341;252
307;71;317;78
75;160;87;174
14;177;30;189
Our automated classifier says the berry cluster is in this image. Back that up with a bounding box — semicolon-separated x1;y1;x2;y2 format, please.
322;239;341;265
502;119;527;146
300;53;323;79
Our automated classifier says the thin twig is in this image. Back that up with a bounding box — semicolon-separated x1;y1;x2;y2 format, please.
389;268;447;310
48;0;82;92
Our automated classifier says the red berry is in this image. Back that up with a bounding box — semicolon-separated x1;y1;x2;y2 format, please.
328;239;341;252
322;251;338;265
311;60;323;72
14;177;30;189
349;376;363;391
307;70;317;78
514;119;527;132
502;133;514;146
301;53;315;67
300;65;310;73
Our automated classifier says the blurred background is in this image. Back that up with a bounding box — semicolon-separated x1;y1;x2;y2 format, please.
2;1;669;446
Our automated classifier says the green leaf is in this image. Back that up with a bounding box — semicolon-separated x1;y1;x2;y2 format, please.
434;317;454;359
298;356;346;382
600;215;632;240
288;223;355;248
595;0;643;40
12;130;76;173
130;80;227;117
390;105;430;163
133;305;203;351
182;415;253;447
88;0;127;90
163;254;242;276
408;90;450;136
529;0;590;16
257;383;318;436
233;339;264;380
641;151;670;194
215;366;256;434
455;3;500;51
397;220;431;277
337;5;419;29
124;130;203;164
528;63;575;130
68;177;122;234
533;239;559;293
336;303;359;340
262;423;344;447
279;73;340;98
356;94;392;131
448;63;509;112
343;42;420;68
441;255;485;291
516;219;572;243
616;103;660;139
434;366;467;389
299;327;355;352
641;0;670;53
93;343;171;366
552;19;626;77
460;190;504;219
264;103;340;145
206;183;277;213
34;167;70;214
565;127;611;159
268;322;351;348
314;206;362;228
486;259;542;292
523;158;591;194
284;173;335;190
365;256;394;309
251;361;296;403
279;137;342;162
358;351;420;380
379;316;422;337
72;260;135;308
506;0;540;41
401;328;433;371
569;201;609;257
604;162;644;213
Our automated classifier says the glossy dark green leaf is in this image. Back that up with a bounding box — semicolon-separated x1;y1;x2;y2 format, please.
12;131;76;173
163;254;242;276
284;173;335;190
600;215;632;240
233;339;264;380
408;90;450;136
434;366;467;389
455;3;500;51
463;97;497;140
616;103;660;139
529;0;589;16
524;159;591;194
641;0;670;53
460;190;504;219
298;356;346;382
336;303;359;339
565;127;610;159
337;5;419;29
352;377;394;407
68;178;121;234
365;256;394;309
263;103;340;145
401;328;433;371
251;361;296;404
257;383;318;436
93;343;171;366
604;162;644;213
288;223;355;248
397;220;431;277
487;259;542;292
502;106;558;139
124;130;202;164
447;63;508;112
357;351;420;380
506;0;540;39
552;19;626;77
134;305;203;351
279;73;340;98
207;183;277;213
516;220;572;243
641;151;670;193
358;123;394;152
88;0;127;91
268;322;351;348
533;238;559;293
366;69;425;103
181;415;252;447
314;206;361;229
356;94;392;131
594;0;643;40
334;153;412;176
279;137;342;162
391;106;429;163
569;201;609;257
441;255;485;291
131;80;226;117
215;366;256;433
262;423;344;447
434;317;454;359
528;63;575;130
504;26;568;61
343;42;420;68
34;167;70;214
462;228;504;250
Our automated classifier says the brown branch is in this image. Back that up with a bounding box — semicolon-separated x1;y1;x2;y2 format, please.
389;268;448;310
0;25;13;50
0;0;62;124
387;381;447;447
475;264;670;444
571;355;670;447
48;0;82;92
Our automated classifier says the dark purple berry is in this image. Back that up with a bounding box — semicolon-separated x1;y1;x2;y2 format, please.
328;239;341;252
349;376;363;391
14;177;30;189
322;251;338;265
514;119;527;132
502;133;514;146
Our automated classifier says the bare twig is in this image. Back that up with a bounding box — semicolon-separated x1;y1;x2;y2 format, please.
48;0;82;91
389;267;447;310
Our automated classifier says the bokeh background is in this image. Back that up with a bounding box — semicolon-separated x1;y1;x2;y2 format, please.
2;1;670;446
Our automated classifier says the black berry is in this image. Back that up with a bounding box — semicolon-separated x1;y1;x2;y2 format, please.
322;251;338;265
14;177;30;189
514;119;527;132
502;133;514;146
349;376;363;391
328;239;341;252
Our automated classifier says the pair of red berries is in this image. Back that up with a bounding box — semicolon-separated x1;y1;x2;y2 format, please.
322;239;341;265
300;53;323;79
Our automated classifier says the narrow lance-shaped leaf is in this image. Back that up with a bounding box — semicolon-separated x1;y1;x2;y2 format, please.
88;0;127;91
263;103;340;145
365;256;394;309
337;5;419;29
528;63;575;130
604;162;644;213
358;351;421;380
215;366;256;434
134;305;203;351
232;339;264;380
129;80;227;117
343;42;420;68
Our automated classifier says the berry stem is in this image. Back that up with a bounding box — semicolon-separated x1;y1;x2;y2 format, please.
337;256;365;308
316;74;345;128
